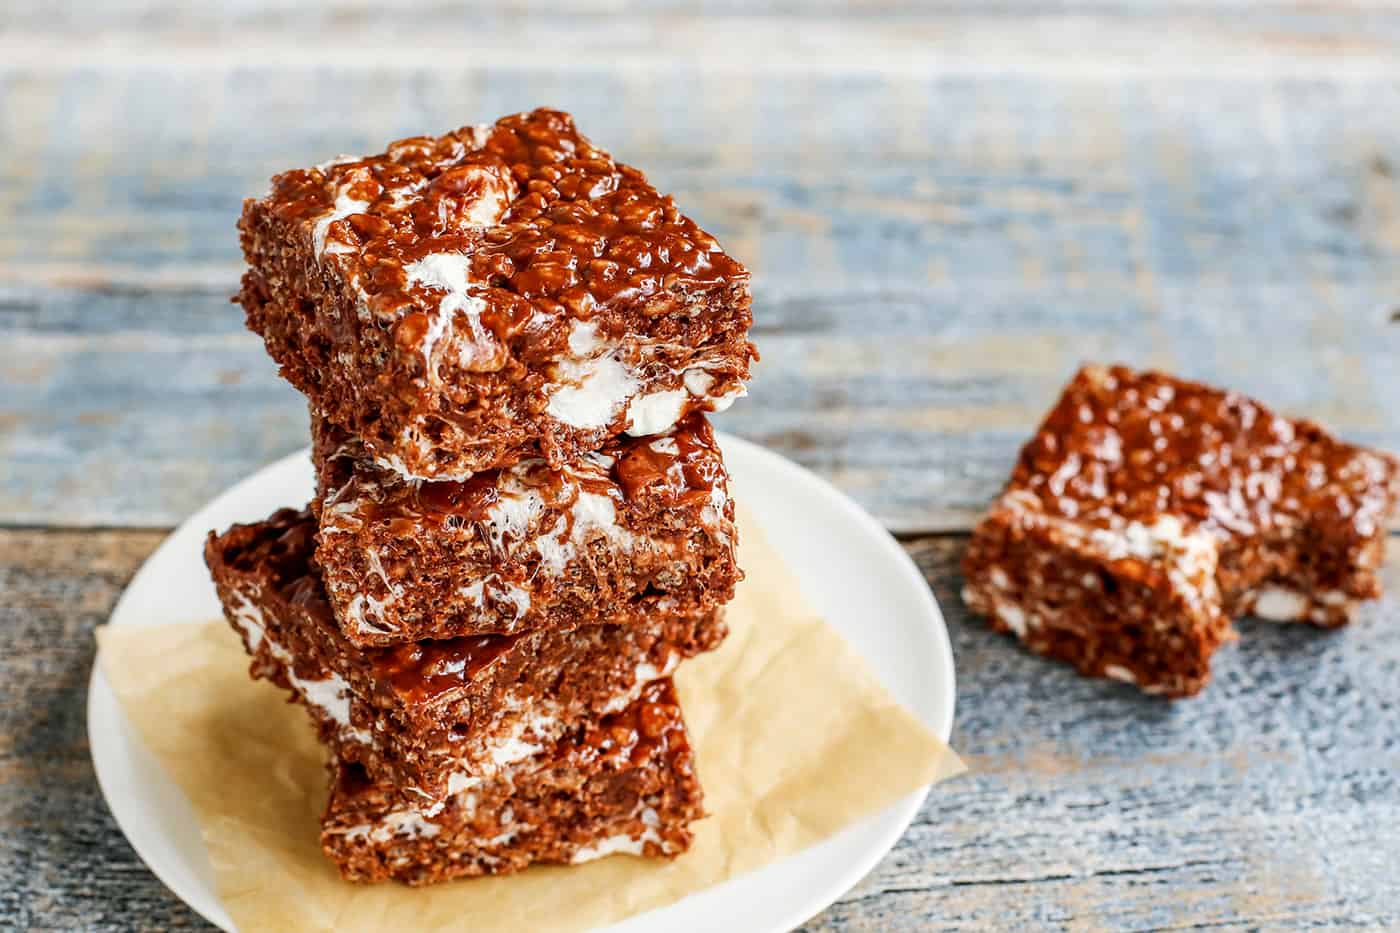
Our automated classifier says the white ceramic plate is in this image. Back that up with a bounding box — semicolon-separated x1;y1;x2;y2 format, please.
89;433;956;932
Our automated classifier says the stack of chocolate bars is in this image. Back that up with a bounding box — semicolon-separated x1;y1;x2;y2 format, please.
204;109;755;885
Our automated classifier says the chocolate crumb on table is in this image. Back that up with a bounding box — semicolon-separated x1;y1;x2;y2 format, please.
205;508;725;801
320;679;703;885
963;364;1400;697
310;410;740;647
237;108;756;482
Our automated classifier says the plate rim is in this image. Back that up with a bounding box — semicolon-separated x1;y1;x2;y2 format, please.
88;433;956;932
713;433;955;932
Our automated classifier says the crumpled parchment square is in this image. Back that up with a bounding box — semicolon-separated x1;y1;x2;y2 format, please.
97;509;963;932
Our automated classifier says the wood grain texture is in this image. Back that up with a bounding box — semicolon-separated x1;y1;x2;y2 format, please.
3;66;1400;530
0;528;198;932
7;4;1400;928
6;3;1400;76
6;528;1398;930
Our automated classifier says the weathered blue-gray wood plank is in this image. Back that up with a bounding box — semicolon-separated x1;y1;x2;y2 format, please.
6;278;1398;531
6;530;1398;930
3;67;1399;529
5;4;1400;77
8;5;1400;931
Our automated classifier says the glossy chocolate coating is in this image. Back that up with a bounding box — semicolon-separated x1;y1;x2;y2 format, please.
264;109;748;367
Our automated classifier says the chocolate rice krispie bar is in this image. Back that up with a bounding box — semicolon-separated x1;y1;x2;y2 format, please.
963;364;1399;697
312;411;739;646
205;508;725;799
321;679;702;885
238;108;755;481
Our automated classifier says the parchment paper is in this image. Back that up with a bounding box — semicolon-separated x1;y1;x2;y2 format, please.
97;509;964;932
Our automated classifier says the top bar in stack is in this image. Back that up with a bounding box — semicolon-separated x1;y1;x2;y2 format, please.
238;108;755;481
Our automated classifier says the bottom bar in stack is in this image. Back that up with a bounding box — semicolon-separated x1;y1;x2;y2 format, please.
322;679;703;885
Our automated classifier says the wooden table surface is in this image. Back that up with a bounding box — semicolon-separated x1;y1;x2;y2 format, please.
5;3;1400;930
